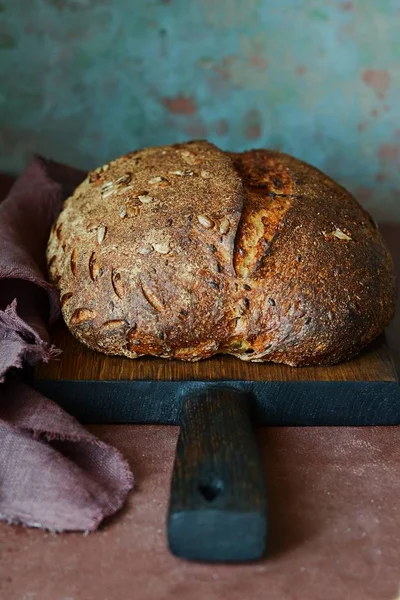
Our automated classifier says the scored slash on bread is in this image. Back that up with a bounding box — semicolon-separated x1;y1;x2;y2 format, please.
47;141;396;366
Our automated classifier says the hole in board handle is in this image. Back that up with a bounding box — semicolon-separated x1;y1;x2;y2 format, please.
198;479;224;502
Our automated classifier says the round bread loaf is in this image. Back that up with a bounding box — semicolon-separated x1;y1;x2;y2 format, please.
47;141;396;366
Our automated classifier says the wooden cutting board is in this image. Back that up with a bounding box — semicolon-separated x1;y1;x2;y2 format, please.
34;321;400;426
33;321;400;562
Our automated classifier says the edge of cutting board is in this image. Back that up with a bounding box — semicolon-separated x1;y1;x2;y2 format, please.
32;323;400;425
35;322;398;383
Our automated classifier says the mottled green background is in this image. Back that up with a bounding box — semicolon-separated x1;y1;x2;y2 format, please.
0;0;399;220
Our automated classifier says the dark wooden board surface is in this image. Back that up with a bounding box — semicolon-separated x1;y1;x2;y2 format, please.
36;322;398;383
32;323;400;426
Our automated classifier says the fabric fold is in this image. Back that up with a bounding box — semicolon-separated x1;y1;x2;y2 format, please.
0;158;134;531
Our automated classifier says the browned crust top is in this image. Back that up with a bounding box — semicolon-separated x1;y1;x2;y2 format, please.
47;141;396;366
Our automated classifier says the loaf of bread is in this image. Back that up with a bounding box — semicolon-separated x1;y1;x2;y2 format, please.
47;141;396;366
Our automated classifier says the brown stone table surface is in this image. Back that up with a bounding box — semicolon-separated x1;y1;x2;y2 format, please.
0;174;399;600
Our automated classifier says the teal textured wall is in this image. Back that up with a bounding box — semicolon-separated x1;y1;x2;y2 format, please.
0;0;399;220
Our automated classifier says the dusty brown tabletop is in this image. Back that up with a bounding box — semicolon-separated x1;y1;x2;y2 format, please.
0;174;399;600
1;425;400;600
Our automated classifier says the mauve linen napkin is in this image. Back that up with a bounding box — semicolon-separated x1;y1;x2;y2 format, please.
0;157;134;531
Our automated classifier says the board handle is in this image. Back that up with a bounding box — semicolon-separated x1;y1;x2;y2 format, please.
167;387;267;562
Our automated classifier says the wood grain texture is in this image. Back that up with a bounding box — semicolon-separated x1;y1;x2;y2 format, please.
33;323;400;426
167;388;267;562
31;379;400;425
36;322;398;383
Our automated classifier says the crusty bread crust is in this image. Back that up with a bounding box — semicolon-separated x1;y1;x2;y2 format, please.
47;141;396;366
